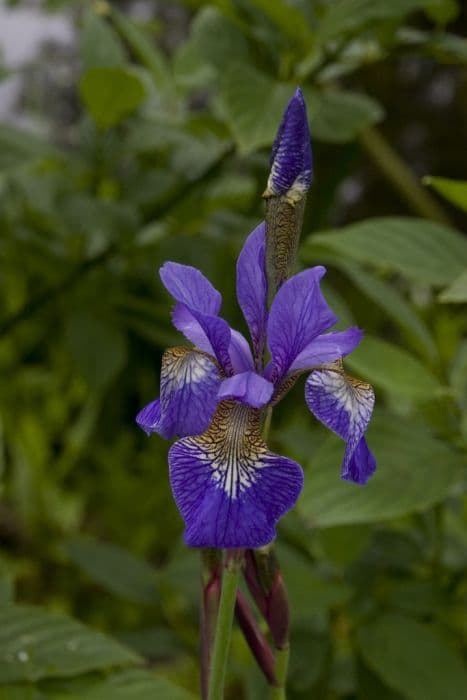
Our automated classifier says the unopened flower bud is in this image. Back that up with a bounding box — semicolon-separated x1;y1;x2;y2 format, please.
244;547;290;649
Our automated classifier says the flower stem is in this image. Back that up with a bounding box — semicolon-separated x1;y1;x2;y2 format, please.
270;646;290;700
359;125;452;225
207;550;243;700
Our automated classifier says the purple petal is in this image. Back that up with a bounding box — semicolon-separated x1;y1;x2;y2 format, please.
136;348;221;439
236;222;268;364
267;267;337;383
169;402;303;548
289;327;363;373
266;88;312;201
305;368;376;485
229;329;254;373
136;398;162;435
218;372;274;408
171;303;214;354
172;303;233;375
160;262;221;315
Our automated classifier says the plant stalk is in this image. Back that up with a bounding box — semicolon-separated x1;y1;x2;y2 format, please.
207;550;243;700
270;646;290;700
359;125;452;225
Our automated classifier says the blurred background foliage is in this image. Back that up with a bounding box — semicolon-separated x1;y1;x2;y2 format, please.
1;0;467;698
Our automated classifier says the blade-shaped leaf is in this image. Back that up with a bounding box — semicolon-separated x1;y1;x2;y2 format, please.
423;176;467;212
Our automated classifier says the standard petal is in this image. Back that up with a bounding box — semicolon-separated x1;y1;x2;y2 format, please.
266;87;312;202
171;303;233;375
218;372;274;408
229;329;254;373
160;262;221;315
305;367;376;485
267;267;337;383
236;222;268;364
136;398;162;435
169;402;303;548
289;327;363;373
135;347;221;439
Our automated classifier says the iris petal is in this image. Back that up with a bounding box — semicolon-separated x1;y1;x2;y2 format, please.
266;87;312;201
236;222;268;364
267;267;337;383
218;372;274;408
160;262;221;315
305;366;376;485
169;402;303;548
289;327;363;374
136;347;221;439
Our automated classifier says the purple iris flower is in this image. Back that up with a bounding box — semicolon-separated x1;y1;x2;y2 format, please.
136;223;376;549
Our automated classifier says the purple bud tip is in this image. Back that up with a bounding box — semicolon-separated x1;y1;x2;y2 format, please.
266;87;312;201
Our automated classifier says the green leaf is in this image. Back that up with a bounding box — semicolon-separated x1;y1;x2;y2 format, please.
306;217;467;286
65;537;159;605
110;10;174;100
183;7;251;74
65;313;127;388
345;336;444;401
298;413;462;527
80;11;126;69
423;176;467;212
220;64;292;154
319;0;441;42
54;669;197;700
249;0;313;47
302;252;437;362
0;125;58;170
0;605;138;683
307;89;384;143
439;269;467;303
79;67;146;129
0;687;45;700
356;614;467;700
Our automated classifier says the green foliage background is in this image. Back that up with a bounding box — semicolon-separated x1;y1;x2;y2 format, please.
1;0;467;698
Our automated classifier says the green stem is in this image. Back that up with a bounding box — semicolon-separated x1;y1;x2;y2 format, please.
207;550;242;700
270;646;290;700
359;125;452;226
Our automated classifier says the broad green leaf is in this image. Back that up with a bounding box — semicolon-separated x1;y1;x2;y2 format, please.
0;575;14;605
346;336;444;401
298;413;462;527
306;217;467;286
185;7;251;74
65;314;127;387
79;67;146;128
439;270;467;303
0;605;138;683
423;176;467;212
357;614;467;700
307;89;384;143
302;251;437;362
51;669;197;700
65;537;159;605
80;11;126;69
220;64;292;154
319;0;440;42
0;687;44;700
278;545;352;617
110;10;174;100
0;125;58;170
250;0;313;47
